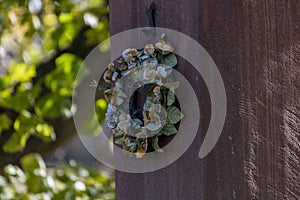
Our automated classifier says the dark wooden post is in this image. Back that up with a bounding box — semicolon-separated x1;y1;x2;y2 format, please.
109;0;300;199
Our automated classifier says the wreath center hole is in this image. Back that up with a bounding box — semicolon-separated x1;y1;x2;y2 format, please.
129;83;158;126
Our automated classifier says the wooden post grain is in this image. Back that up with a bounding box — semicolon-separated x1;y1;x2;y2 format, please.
109;0;300;199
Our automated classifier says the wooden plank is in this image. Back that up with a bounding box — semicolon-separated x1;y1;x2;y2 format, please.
109;0;300;199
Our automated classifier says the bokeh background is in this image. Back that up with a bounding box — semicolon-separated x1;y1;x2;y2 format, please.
0;0;114;199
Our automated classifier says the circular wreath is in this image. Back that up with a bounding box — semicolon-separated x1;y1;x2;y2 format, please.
97;34;183;158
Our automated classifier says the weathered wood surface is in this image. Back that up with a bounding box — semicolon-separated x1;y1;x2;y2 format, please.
110;0;300;199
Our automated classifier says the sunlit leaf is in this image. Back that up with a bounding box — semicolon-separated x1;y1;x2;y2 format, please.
0;114;12;133
43;13;58;26
35;123;56;142
10;90;33;112
55;53;82;74
26;175;47;193
20;153;46;173
0;176;7;187
58;13;74;23
1;152;115;198
9;63;36;82
34;93;72;119
3;132;29;153
95;98;107;123
4;164;25;178
13;111;39;134
44;53;82;96
0;0;110;163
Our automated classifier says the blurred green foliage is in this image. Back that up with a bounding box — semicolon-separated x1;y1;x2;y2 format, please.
0;153;115;200
0;0;109;153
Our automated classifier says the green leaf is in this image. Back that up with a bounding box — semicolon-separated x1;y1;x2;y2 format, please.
3;132;29;153
163;81;180;92
10;90;33;112
167;106;183;124
13;111;39;134
0;114;12;133
8;63;36;82
58;13;74;23
45;53;82;96
55;53;82;75
20;155;47;193
35;123;56;142
167;90;175;106
114;136;123;145
160;124;177;136
95;98;107;123
160;53;177;67
151;136;163;152
20;153;46;173
26;175;47;193
34;94;72;119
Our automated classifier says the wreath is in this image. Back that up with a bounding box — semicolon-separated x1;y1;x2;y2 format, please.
96;34;183;158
